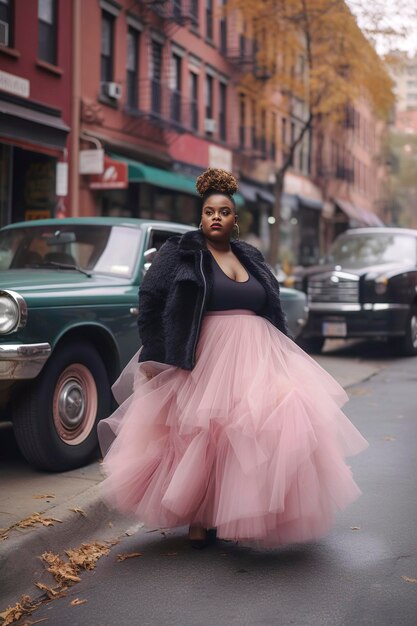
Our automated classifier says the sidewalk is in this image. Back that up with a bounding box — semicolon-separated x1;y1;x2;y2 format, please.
0;350;385;609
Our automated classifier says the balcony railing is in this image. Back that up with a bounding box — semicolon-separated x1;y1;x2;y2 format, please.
135;79;195;132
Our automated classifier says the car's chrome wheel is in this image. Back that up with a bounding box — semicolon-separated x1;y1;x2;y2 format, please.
52;364;98;445
13;341;111;471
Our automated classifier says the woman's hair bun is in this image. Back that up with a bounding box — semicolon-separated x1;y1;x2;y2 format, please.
196;168;238;197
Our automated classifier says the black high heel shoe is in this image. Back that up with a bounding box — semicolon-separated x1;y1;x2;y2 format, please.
189;527;217;549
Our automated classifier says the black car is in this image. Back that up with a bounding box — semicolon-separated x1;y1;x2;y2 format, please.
293;227;417;355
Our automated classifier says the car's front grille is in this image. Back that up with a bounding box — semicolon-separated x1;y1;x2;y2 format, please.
308;273;359;303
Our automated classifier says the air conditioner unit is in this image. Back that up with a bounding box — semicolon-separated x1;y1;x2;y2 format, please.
204;118;217;133
0;21;9;46
102;82;122;100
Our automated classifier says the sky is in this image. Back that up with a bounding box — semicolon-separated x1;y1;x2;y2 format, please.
346;0;417;56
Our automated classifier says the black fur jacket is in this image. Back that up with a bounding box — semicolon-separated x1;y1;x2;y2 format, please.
138;229;289;370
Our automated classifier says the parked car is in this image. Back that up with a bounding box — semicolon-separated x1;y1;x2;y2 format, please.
0;218;307;471
291;227;417;355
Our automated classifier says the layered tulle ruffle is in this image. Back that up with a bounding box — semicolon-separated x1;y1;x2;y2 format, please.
98;310;368;545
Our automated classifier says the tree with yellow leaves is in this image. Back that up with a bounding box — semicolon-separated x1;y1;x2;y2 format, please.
228;0;394;267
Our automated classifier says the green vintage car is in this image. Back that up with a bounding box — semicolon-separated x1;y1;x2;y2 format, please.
0;218;308;471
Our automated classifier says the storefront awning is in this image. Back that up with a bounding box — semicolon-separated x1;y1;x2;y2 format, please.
0;98;69;150
112;154;196;194
281;193;322;212
239;181;275;204
297;195;322;211
335;198;384;227
112;154;244;205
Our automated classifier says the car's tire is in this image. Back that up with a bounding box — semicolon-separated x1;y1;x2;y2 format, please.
397;306;417;357
297;337;325;354
13;341;111;471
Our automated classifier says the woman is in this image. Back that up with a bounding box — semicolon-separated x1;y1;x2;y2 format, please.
98;168;368;548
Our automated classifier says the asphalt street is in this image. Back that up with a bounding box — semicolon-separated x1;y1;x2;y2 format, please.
17;348;417;626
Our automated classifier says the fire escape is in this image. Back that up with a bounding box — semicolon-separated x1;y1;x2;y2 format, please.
123;1;195;146
226;17;272;164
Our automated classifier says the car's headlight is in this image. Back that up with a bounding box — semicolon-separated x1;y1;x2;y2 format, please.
0;290;27;334
374;276;388;295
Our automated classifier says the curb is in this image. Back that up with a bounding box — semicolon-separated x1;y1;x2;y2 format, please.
0;481;135;610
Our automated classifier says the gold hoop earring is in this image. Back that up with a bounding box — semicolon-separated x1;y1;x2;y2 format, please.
233;223;240;239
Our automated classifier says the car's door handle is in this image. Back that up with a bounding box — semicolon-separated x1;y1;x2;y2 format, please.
130;307;139;316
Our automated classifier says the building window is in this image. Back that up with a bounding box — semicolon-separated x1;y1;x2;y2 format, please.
239;96;245;149
151;39;163;115
298;144;304;172
190;72;198;131
170;53;182;123
260;109;267;157
219;82;227;141
281;117;287;148
190;0;199;28
38;0;57;65
205;73;213;134
251;101;257;150
126;28;139;109
271;112;277;160
0;0;13;47
239;31;245;58
219;0;227;53
101;11;114;86
206;0;213;41
290;121;295;165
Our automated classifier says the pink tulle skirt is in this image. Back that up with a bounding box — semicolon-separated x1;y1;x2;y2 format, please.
98;310;368;546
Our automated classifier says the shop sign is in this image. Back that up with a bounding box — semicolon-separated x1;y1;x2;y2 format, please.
25;210;51;221
90;157;128;190
56;162;68;197
0;70;30;98
79;149;104;175
208;145;232;171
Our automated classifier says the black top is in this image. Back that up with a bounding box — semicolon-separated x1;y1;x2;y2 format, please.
206;252;267;313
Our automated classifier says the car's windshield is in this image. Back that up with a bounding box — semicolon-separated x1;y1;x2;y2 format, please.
326;233;417;267
0;224;142;277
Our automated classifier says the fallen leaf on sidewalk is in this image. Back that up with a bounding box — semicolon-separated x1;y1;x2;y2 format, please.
70;598;87;606
69;508;86;517
65;542;111;571
41;552;81;584
116;552;143;562
33;494;55;500
34;582;65;600
350;526;361;531
0;513;62;541
0;595;40;625
401;575;417;584
18;513;62;529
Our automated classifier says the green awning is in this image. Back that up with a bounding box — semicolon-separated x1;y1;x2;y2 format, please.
111;153;243;205
111;154;196;195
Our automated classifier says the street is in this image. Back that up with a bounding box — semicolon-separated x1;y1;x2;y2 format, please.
2;342;417;626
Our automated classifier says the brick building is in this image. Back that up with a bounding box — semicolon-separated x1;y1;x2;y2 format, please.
314;98;388;253
0;0;390;267
0;0;72;226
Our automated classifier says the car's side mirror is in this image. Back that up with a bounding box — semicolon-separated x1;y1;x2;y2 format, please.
142;247;157;277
